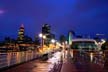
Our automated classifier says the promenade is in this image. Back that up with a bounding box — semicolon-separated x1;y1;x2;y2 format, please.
1;50;108;72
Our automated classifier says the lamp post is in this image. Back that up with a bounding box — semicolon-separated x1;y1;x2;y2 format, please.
39;33;46;52
51;39;56;43
51;39;56;52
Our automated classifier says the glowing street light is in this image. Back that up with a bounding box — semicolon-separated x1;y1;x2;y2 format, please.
43;35;46;39
38;33;46;52
51;39;56;52
39;33;46;39
51;39;56;43
39;33;43;38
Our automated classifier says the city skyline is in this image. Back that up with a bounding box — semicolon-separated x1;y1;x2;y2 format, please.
0;1;108;72
0;23;107;41
0;0;108;40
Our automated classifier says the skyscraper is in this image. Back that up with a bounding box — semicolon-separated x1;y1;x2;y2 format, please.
17;24;25;43
42;24;55;46
42;24;51;34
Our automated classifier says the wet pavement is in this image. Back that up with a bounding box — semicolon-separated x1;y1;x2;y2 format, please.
2;50;108;72
61;50;104;72
3;51;62;72
3;60;52;72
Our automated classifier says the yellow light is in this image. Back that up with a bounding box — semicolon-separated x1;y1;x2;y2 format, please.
43;35;46;39
56;42;61;46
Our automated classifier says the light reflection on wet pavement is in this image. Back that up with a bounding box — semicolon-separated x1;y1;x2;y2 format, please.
4;51;62;72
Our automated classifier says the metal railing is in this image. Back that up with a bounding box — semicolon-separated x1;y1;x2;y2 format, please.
70;49;105;67
0;51;40;69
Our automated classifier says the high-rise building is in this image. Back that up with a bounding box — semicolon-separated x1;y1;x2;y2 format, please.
42;24;55;46
42;24;51;34
17;24;25;43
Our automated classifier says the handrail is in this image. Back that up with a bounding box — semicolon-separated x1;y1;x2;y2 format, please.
0;51;40;69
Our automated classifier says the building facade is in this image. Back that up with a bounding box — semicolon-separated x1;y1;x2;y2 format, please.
17;24;25;43
42;24;55;46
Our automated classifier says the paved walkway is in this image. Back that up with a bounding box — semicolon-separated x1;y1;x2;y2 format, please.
60;50;104;72
1;50;107;72
61;60;78;72
61;50;78;72
3;60;53;72
2;51;62;72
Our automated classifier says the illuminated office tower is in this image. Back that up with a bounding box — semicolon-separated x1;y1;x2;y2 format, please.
17;24;25;43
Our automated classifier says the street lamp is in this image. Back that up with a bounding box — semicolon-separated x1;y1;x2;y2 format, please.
39;33;46;39
43;35;46;39
51;39;56;52
51;39;56;43
39;33;46;52
39;33;43;38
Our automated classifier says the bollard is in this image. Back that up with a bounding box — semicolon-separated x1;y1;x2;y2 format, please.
70;49;74;58
90;53;93;62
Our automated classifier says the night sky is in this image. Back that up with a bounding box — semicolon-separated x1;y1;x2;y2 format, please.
0;0;108;40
